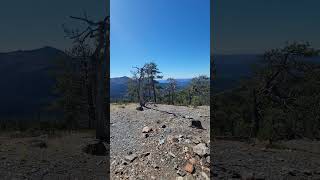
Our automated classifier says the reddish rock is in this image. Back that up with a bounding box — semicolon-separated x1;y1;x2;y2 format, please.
184;163;194;174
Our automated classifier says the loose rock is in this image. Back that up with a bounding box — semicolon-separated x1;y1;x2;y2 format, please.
142;126;152;133
184;163;194;174
177;169;186;177
190;120;203;129
124;154;137;163
159;138;165;145
193;143;209;157
168;135;179;144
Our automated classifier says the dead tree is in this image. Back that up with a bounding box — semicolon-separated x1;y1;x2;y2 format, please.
133;66;147;109
66;14;109;141
167;78;177;105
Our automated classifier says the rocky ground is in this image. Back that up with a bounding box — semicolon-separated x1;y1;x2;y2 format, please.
1;103;320;180
212;140;320;179
0;130;108;180
110;103;210;180
111;103;320;180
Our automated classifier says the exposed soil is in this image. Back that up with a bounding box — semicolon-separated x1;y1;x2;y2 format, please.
0;130;108;180
212;140;320;179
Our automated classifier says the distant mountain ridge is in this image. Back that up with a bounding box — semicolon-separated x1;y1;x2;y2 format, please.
110;76;192;101
0;46;66;118
110;54;263;99
110;76;131;100
213;54;261;91
0;47;279;118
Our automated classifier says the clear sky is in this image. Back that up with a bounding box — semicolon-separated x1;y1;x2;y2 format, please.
111;0;210;79
213;0;320;54
0;0;108;52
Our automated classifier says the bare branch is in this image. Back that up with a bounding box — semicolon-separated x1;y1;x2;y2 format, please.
69;16;99;26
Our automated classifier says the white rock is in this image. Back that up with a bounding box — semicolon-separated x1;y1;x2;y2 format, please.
142;126;152;133
193;143;209;156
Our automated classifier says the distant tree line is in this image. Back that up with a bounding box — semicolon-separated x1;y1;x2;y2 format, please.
126;62;210;108
213;42;320;141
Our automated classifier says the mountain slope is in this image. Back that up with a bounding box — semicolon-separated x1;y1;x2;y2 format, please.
110;77;193;101
110;76;130;100
213;54;261;91
0;48;270;117
0;47;66;118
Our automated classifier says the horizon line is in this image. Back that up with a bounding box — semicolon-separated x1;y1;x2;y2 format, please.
110;75;209;79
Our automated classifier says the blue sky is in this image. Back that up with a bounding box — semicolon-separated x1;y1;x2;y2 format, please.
0;0;107;52
213;0;320;54
111;0;210;79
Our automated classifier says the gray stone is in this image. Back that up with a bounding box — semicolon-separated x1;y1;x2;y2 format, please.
159;138;165;145
193;143;209;156
124;154;137;163
177;169;186;177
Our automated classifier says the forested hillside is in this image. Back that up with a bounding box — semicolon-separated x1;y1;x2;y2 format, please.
213;42;320;140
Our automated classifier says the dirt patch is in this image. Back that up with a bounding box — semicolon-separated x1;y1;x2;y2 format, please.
0;130;108;179
212;140;320;179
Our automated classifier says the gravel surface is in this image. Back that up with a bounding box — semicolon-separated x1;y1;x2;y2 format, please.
2;103;319;180
213;140;320;179
110;103;210;180
0;130;108;180
110;103;320;180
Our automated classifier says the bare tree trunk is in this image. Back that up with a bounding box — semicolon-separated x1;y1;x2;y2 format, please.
66;15;109;141
136;81;140;103
95;21;108;141
188;89;192;105
152;81;157;103
104;18;110;143
88;60;97;127
252;89;260;137
95;59;105;140
138;73;144;107
148;78;151;102
171;88;174;105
